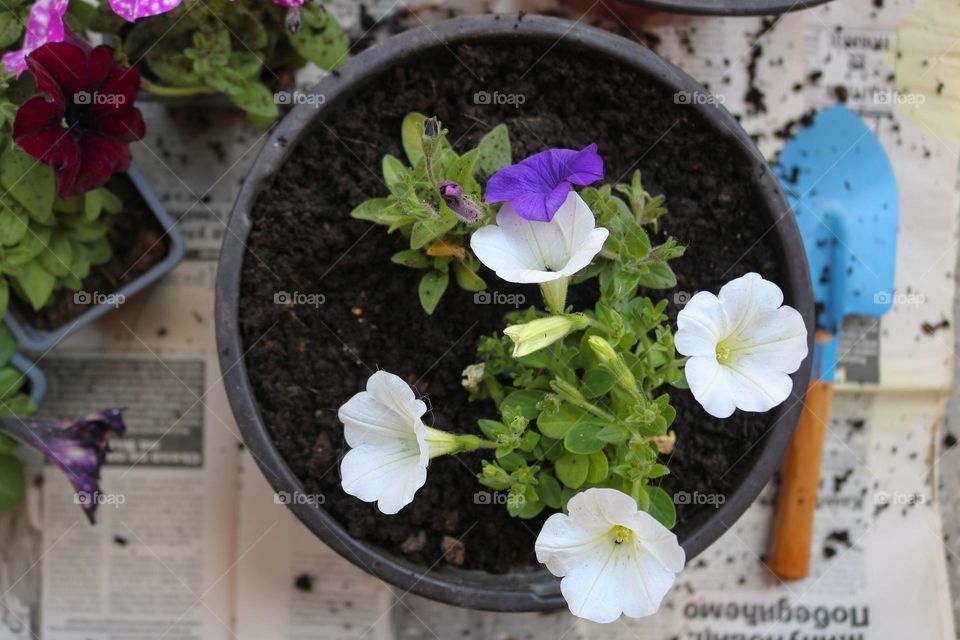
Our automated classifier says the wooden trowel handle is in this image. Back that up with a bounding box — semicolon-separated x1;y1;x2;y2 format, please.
768;380;833;580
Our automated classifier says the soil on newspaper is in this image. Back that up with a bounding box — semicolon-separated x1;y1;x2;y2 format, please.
13;174;170;331
239;40;786;574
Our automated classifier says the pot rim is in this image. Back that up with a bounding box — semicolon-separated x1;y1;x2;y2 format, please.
617;0;833;16
216;13;814;612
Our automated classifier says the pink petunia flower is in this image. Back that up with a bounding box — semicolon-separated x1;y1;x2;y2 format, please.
1;0;69;77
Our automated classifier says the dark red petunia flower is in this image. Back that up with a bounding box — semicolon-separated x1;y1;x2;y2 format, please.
12;42;145;199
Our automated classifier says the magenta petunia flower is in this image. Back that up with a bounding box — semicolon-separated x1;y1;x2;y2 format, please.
485;144;604;222
0;409;126;524
0;0;69;77
13;42;145;199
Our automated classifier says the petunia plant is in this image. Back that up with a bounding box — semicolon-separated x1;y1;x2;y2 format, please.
0;40;138;317
338;115;808;623
350;113;513;314
87;0;347;125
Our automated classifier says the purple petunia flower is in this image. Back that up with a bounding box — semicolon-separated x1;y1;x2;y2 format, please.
0;409;126;524
485;144;604;222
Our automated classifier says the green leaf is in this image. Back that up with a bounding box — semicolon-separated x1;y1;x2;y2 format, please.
597;424;630;444
447;149;478;188
499;390;544;420
581;368;616;398
84;189;103;222
563;423;606;455
1;246;34;272
0;434;17;454
100;188;123;214
0;367;24;399
586;451;609;483
226;80;279;120
410;217;456;250
39;232;73;278
288;4;348;70
537;472;563;509
453;260;486;292
476;124;512;177
350;198;393;222
0;394;35;417
622;225;652;260
477;419;504;441
537;404;601;439
555;452;589;489
418;269;448;315
382;155;408;190
401;113;428;167
0;324;15;367
0;145;54;224
646;486;677;528
0;12;24;49
0;453;24;511
514;495;544;519
12;260;56;311
637;261;677;289
0;206;28;246
85;237;112;266
67;221;108;242
0;278;9;321
391;249;430;269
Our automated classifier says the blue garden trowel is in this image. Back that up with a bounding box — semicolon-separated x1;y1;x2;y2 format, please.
768;106;899;579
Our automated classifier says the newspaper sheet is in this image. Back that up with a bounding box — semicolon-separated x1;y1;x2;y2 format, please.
0;0;953;638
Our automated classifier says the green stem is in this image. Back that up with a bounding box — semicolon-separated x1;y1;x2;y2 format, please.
550;379;616;421
483;376;505;406
454;434;499;452
539;278;569;314
141;79;219;97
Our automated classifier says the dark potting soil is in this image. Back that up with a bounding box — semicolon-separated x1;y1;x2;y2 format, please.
239;40;786;574
14;177;170;330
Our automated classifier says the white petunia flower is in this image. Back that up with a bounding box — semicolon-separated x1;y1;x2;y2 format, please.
675;272;808;419
470;191;609;312
338;371;460;514
535;488;685;624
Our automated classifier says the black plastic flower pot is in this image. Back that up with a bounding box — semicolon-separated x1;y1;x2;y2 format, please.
216;14;813;612
3;165;186;353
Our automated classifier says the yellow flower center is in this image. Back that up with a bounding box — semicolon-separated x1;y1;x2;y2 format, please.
715;341;733;364
612;525;634;545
